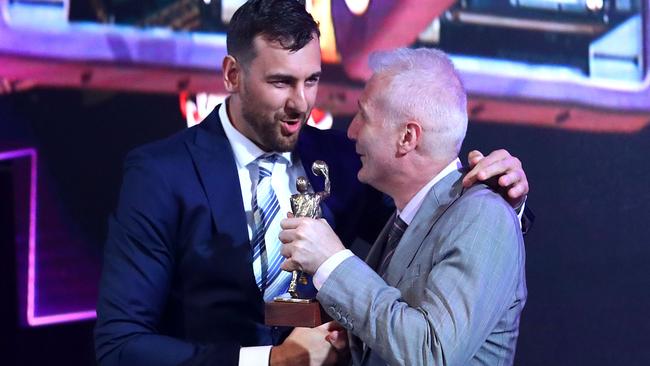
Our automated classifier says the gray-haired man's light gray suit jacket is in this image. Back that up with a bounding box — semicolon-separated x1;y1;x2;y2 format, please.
317;169;527;366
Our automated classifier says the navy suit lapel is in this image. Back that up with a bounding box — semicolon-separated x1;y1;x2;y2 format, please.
185;109;251;255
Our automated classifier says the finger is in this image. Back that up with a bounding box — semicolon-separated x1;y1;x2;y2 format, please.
467;150;485;167
498;171;521;188
464;158;499;186
320;322;347;349
278;229;295;244
280;242;292;258
463;151;485;187
325;330;348;351
474;157;513;182
326;330;340;340
280;217;302;229
475;149;512;169
281;258;301;272
323;321;344;331
326;329;345;340
507;182;529;200
462;169;479;187
464;152;507;185
280;259;290;271
480;149;510;165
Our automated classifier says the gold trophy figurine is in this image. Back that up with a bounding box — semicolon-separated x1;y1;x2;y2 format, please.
265;160;332;327
286;160;330;298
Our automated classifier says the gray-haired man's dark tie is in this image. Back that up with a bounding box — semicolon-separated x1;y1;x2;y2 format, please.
377;214;408;276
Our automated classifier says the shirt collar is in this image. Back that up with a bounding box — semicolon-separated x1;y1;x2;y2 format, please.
218;100;293;168
398;158;462;225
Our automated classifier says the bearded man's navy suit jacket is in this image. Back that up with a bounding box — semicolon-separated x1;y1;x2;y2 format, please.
94;108;391;366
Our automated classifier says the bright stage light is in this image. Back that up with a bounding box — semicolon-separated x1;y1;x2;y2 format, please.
586;0;604;11
344;0;370;16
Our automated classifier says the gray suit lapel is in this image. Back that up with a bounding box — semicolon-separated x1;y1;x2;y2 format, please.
383;169;466;287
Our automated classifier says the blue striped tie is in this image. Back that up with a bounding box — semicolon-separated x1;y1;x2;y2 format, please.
252;154;291;301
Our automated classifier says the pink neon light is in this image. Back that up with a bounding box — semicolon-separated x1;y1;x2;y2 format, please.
0;148;97;327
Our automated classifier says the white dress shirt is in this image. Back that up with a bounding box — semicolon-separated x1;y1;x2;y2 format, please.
218;103;309;366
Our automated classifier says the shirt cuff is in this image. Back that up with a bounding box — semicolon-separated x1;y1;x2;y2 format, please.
516;197;527;229
239;346;272;366
313;249;354;290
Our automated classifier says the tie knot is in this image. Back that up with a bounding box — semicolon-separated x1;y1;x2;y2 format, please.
257;154;278;179
393;215;407;233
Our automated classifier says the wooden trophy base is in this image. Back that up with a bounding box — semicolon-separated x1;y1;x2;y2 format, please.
265;296;331;328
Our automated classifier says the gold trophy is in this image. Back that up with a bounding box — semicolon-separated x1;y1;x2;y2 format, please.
265;160;332;327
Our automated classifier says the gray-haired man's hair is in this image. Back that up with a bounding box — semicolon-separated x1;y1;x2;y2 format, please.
368;48;468;160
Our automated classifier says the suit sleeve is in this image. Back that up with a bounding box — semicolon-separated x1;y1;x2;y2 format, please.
317;190;526;366
94;151;240;366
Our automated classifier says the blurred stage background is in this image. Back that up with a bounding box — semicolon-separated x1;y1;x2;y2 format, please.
1;0;649;364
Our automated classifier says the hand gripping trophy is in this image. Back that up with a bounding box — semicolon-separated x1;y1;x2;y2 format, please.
287;160;330;298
